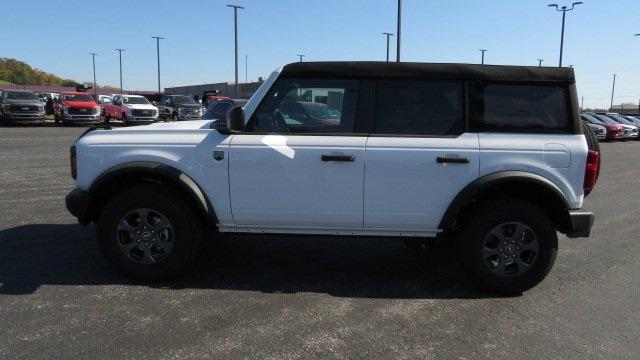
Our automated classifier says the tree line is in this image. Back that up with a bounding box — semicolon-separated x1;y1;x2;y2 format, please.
0;58;81;87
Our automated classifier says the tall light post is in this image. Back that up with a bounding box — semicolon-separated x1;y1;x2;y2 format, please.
382;32;394;62
151;36;164;94
479;49;487;65
610;74;617;111
548;2;583;67
245;54;248;83
297;54;305;62
538;59;544;67
227;4;244;98
635;35;639;114
115;48;125;94
89;52;98;95
396;0;402;62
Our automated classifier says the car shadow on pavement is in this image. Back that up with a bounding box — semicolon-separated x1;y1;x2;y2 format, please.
0;223;509;299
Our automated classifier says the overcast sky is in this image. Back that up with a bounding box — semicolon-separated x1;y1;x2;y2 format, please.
1;0;639;108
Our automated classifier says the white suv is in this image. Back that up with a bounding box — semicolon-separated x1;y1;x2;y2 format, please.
66;62;598;293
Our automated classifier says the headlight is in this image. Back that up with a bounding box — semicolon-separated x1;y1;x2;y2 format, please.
2;104;10;111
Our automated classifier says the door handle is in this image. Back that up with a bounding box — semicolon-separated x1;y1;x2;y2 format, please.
321;154;355;162
436;157;469;164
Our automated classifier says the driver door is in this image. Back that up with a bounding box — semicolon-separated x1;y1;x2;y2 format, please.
228;78;367;229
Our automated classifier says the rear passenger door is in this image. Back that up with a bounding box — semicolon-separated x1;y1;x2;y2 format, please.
364;79;479;233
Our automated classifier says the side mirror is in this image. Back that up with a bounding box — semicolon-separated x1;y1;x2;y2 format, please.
216;105;244;133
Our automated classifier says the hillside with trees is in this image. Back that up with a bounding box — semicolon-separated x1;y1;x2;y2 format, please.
0;58;81;87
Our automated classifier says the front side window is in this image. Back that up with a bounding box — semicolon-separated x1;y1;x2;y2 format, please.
375;80;465;136
247;79;358;134
481;84;570;131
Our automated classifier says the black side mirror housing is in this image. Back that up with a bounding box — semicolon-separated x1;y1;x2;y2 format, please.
216;105;245;134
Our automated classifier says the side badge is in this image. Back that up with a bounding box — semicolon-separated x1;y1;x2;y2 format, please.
213;151;225;161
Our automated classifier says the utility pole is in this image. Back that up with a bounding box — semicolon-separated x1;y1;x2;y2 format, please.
581;96;584;110
297;54;305;62
227;4;244;98
396;0;402;62
89;52;98;95
382;32;393;62
538;59;544;67
151;36;164;94
610;74;617;111
245;54;248;83
479;49;487;65
548;2;583;67
115;48;125;94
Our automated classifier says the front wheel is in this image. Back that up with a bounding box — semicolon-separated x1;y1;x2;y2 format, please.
97;185;203;280
122;113;129;127
456;198;557;294
171;112;178;122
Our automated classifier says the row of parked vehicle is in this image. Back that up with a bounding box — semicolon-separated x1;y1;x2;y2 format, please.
581;112;640;141
0;89;246;127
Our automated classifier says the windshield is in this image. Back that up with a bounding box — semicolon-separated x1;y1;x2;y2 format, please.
610;115;634;125
582;114;603;124
63;94;94;102
595;115;617;125
4;91;38;100
123;96;150;105
172;96;197;105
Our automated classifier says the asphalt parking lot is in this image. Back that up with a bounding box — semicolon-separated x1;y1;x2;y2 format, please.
1;127;639;359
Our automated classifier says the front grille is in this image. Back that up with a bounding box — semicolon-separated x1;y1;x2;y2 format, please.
132;109;157;117
67;107;98;115
179;107;199;115
10;105;40;113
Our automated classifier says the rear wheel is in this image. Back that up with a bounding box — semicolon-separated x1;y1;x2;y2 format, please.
171;112;178;121
97;185;203;280
456;198;557;294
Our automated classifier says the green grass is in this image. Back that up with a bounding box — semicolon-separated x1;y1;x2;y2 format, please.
0;79;12;85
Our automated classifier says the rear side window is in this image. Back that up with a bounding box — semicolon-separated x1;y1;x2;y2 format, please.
481;84;570;131
374;80;465;136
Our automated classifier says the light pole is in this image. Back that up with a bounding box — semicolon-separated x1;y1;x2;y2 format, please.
89;52;98;95
297;54;305;62
227;4;244;98
538;59;544;67
396;0;402;62
245;54;248;83
115;48;125;94
382;32;394;62
610;74;617;111
151;36;164;94
479;49;487;65
548;2;582;67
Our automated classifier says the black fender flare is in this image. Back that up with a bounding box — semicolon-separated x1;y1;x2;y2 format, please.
438;171;569;230
89;161;217;225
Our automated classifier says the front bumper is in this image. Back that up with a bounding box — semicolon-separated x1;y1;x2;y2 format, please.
2;112;45;123
566;210;595;238
66;188;94;225
64;113;102;124
178;115;203;121
128;116;158;122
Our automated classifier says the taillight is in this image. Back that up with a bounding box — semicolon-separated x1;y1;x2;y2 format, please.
583;150;599;192
70;145;77;179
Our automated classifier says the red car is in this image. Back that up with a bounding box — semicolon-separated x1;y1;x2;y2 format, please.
54;92;102;126
581;113;623;141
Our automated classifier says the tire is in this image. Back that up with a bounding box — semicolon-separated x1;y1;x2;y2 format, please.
581;122;601;197
54;113;60;125
172;112;178;122
456;198;558;294
122;113;129;127
104;113;110;124
97;185;203;280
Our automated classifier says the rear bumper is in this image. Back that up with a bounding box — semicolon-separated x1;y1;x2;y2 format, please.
566;210;595;238
66;188;93;225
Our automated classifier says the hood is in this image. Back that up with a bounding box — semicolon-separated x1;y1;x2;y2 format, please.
63;101;98;109
618;124;637;130
112;119;213;131
3;99;42;106
123;103;158;111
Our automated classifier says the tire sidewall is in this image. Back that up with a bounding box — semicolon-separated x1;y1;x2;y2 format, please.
97;187;201;279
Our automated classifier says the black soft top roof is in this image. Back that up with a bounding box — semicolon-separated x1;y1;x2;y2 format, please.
281;61;575;84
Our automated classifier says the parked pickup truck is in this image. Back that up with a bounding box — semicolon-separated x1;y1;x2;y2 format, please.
157;95;203;121
66;62;598;293
54;92;102;126
103;94;158;126
0;90;45;124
